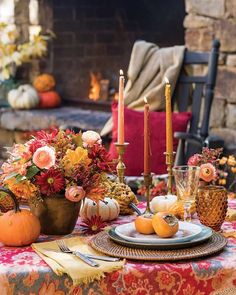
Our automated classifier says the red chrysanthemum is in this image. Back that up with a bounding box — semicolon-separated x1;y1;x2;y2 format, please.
88;144;115;172
80;215;106;235
35;169;65;196
28;139;45;153
35;129;58;143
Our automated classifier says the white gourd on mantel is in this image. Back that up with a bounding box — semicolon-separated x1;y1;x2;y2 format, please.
8;84;39;109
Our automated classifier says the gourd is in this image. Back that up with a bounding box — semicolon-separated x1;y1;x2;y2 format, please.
39;91;61;108
169;201;196;220
0;188;41;246
80;197;120;221
33;74;56;92
8;84;39;109
105;180;139;215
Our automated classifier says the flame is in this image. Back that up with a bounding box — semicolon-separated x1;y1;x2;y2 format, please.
164;77;170;84
144;96;148;104
120;69;124;76
89;72;101;101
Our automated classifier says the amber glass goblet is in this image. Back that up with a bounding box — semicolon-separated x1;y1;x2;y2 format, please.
196;185;228;231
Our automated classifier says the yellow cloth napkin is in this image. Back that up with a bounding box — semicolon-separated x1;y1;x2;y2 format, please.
226;208;236;222
32;236;125;285
223;232;236;239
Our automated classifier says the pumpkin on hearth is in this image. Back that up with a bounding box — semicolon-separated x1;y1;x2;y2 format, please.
0;188;41;246
80;197;120;221
33;73;56;92
8;84;39;109
39;91;61;108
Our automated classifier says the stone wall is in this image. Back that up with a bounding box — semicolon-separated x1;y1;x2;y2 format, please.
184;0;236;152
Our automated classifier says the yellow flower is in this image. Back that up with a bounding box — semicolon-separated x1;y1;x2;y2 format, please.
227;155;236;166
219;157;228;165
218;178;226;185
4;178;38;199
231;167;236;173
62;147;91;175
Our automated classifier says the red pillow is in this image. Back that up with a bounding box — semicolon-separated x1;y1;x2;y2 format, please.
109;103;191;176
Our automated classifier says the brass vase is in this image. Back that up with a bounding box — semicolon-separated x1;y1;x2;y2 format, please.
196;185;228;231
29;195;81;235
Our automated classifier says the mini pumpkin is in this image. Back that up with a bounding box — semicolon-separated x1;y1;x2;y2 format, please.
33;74;56;92
80;197;120;221
8;84;39;109
0;188;41;246
39;91;61;108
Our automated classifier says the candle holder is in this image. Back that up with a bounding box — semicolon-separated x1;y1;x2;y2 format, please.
115;142;129;183
164;151;176;194
143;173;153;215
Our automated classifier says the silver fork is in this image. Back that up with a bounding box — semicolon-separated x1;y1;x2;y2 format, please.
56;239;99;267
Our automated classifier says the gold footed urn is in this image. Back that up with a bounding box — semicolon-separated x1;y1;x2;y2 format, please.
29;195;81;235
196;185;228;231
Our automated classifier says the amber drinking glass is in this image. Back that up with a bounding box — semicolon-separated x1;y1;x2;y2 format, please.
196;185;228;231
173;166;200;222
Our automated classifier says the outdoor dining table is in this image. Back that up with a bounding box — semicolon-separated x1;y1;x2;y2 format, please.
0;201;236;295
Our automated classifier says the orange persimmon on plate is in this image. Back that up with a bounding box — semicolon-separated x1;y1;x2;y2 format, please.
152;212;179;238
134;214;155;235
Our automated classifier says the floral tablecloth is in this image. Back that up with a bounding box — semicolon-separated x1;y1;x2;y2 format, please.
0;201;236;295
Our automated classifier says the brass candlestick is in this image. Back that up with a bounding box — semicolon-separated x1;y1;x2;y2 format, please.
164;151;176;194
115;142;129;183
143;173;153;214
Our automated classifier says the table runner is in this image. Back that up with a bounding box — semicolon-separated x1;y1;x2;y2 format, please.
0;201;235;295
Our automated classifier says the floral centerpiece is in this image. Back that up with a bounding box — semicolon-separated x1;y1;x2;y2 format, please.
0;128;114;234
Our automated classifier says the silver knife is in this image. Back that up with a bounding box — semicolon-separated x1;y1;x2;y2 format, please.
72;251;99;267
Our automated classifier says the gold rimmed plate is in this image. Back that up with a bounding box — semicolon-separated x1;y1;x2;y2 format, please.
109;224;212;250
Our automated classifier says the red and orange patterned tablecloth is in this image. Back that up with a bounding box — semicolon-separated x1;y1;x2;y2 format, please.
0;201;236;295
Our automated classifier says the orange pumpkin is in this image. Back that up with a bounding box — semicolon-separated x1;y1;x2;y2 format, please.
39;91;61;108
134;213;155;235
152;212;179;238
0;188;41;246
33;74;56;92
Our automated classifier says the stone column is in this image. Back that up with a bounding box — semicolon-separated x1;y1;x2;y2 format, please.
184;0;236;152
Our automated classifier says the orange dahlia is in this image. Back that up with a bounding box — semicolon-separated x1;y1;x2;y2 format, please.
199;163;217;182
4;178;38;199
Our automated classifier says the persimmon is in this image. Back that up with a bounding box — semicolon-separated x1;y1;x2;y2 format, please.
152;212;179;238
134;214;155;235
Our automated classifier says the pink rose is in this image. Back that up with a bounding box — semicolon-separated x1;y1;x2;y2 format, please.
65;186;85;202
82;130;102;147
32;146;56;169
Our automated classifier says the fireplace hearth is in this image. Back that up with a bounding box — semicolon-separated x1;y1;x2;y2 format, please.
37;0;185;108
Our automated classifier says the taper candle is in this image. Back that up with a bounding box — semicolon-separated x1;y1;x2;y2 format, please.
118;69;125;144
165;77;173;154
144;96;151;175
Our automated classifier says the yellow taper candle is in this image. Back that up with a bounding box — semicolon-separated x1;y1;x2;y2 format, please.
118;69;125;144
165;77;173;154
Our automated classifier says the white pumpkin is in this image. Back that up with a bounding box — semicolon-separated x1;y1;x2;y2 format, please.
80;197;120;221
8;84;39;109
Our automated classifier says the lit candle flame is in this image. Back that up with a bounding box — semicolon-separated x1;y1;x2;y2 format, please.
164;77;170;84
144;96;148;104
120;69;124;76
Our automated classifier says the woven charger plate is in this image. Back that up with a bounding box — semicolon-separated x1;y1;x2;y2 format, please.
91;231;227;261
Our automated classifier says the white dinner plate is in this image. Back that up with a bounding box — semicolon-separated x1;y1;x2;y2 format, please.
115;221;202;244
